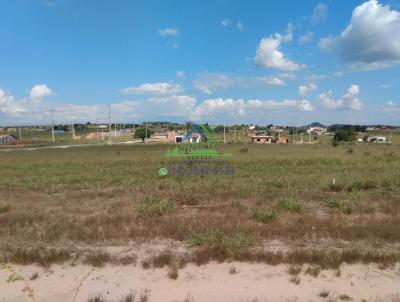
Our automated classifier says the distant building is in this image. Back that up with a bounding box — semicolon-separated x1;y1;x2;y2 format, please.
367;136;386;143
307;127;326;135
0;135;17;145
251;135;275;144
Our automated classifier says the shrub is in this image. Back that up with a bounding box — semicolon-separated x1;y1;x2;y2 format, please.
334;129;356;142
0;204;10;214
275;199;303;214
319;290;330;298
339;294;352;301
253;209;278;223
305;264;321;277
137;198;176;217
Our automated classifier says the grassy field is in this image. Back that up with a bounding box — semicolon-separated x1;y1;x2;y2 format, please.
1;139;400;267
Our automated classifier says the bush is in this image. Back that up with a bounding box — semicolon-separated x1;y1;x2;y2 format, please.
334;129;356;142
137;198;176;217
252;209;278;223
133;127;153;142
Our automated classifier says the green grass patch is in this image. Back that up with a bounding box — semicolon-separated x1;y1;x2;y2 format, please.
137;197;176;217
275;199;303;213
252;209;278;223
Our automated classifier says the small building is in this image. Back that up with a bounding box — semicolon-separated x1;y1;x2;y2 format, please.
307;127;326;135
0;135;17;145
252;135;275;144
367;136;386;143
276;136;289;144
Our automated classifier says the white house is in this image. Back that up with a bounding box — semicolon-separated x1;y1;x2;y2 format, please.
307;127;326;135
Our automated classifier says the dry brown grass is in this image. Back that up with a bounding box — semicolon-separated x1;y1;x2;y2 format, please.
0;143;399;266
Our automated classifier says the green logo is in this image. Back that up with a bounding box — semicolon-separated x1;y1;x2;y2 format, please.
165;124;232;158
159;167;168;176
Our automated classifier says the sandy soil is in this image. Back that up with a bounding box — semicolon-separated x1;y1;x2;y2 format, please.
1;260;400;302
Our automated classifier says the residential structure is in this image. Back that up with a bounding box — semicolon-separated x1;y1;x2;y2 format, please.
307;127;327;135
0;135;17;145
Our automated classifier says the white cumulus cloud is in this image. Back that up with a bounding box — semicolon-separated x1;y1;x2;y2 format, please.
298;99;314;111
254;23;303;71
119;83;183;96
255;36;302;71
318;85;362;110
30;84;53;100
298;84;317;97
256;76;285;86
320;0;400;70
192;98;299;121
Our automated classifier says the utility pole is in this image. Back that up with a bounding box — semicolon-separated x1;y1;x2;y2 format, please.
145;123;148;143
96;118;99;140
50;109;56;144
18;127;22;140
309;124;311;143
72;124;75;139
108;104;112;144
114;122;117;141
292;127;295;143
223;125;226;144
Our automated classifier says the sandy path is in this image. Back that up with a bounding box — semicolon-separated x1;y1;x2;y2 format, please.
1;262;400;302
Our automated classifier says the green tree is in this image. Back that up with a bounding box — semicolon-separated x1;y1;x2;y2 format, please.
134;127;153;142
333;128;356;142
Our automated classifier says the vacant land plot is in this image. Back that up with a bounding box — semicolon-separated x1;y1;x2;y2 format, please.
1;141;400;301
1;141;400;267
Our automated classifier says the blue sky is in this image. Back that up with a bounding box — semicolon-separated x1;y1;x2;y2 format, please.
0;0;400;125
